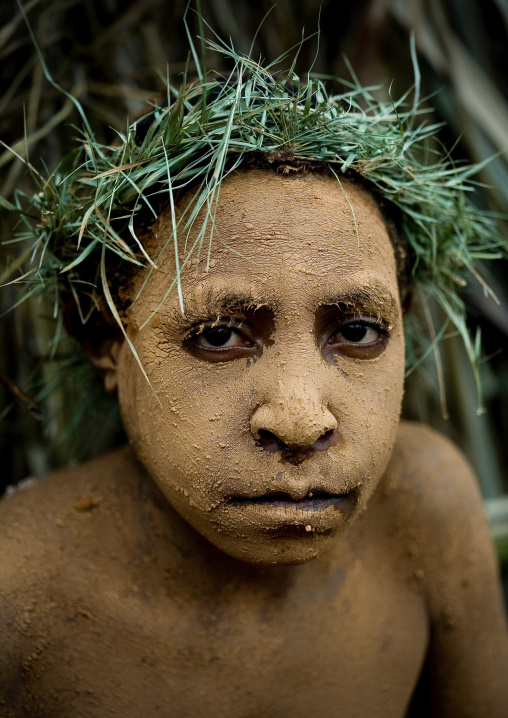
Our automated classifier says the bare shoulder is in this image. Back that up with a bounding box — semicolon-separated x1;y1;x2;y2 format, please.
390;419;479;495
386;420;488;537
384;421;508;716
385;420;498;596
0;445;137;554
0;447;142;698
0;446;148;589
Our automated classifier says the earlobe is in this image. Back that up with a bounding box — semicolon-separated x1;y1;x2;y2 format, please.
86;338;123;394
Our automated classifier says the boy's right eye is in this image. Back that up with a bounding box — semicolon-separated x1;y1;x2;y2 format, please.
184;323;258;361
198;327;242;348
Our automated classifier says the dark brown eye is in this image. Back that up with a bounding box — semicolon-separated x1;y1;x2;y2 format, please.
199;327;237;347
336;323;381;344
184;322;258;362
327;320;389;359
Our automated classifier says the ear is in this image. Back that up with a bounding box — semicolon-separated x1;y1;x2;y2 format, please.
63;299;125;393
85;335;123;394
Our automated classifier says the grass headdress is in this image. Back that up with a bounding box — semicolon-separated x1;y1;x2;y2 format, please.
1;33;505;402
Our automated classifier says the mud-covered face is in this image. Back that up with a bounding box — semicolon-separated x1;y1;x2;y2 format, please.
115;170;405;565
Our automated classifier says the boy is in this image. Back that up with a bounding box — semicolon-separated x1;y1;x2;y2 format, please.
1;48;507;716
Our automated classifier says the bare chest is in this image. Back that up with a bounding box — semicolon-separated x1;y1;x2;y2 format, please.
16;554;428;718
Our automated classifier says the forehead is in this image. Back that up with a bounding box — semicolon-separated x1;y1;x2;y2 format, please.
140;169;399;315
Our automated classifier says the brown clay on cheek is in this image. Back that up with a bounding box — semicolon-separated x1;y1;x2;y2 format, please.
119;170;405;565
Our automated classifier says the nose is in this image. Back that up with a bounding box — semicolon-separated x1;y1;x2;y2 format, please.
250;383;338;458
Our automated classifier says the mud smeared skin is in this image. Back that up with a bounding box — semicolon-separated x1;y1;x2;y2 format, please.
117;171;405;565
1;171;507;717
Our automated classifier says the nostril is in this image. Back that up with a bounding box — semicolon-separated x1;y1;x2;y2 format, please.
313;429;337;451
256;429;288;453
255;428;338;461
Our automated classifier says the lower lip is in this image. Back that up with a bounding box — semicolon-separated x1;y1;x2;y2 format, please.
215;492;358;540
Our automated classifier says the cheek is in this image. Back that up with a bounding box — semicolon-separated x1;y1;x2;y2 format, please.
116;338;248;502
337;329;405;474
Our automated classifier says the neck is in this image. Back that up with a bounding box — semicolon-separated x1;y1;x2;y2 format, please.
128;448;307;597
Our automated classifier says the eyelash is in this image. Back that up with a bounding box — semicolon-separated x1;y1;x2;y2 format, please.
184;316;245;340
331;314;390;336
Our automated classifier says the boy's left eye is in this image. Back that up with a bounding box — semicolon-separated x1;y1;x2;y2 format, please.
326;320;389;359
334;323;381;344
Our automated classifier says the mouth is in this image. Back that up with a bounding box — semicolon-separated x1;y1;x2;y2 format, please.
229;488;359;514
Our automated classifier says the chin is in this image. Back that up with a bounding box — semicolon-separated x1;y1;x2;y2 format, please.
211;529;338;566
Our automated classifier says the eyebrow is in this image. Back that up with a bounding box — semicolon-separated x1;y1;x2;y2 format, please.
319;282;399;317
185;287;276;315
173;280;398;321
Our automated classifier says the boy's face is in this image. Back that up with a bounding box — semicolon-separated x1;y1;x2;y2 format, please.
115;170;405;565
